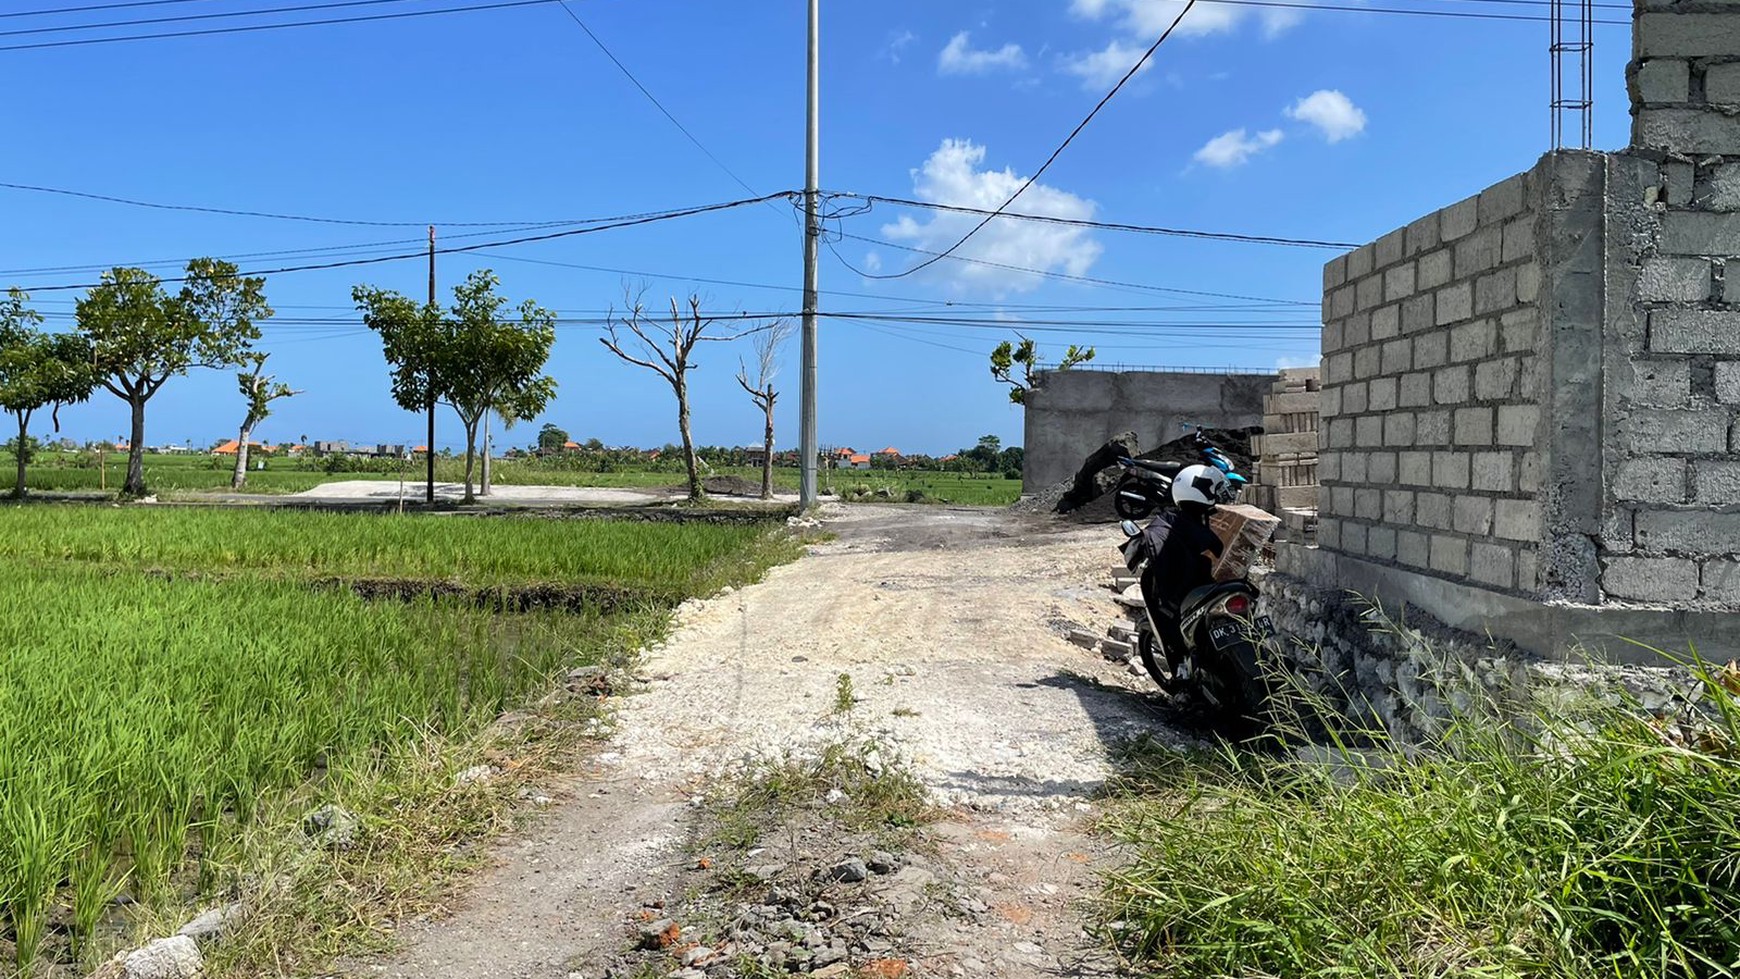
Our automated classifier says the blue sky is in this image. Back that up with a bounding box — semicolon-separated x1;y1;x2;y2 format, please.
0;0;1633;454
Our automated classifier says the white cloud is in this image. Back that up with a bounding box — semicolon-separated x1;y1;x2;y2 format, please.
1286;89;1367;142
938;32;1028;75
881;139;1103;294
1193;128;1284;168
882;30;916;64
1069;0;1287;40
1260;6;1306;38
1060;38;1153;89
861;252;883;274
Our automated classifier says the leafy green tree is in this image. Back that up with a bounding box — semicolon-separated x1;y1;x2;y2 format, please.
536;423;570;453
601;293;737;502
230;352;299;490
355;271;556;503
990;333;1094;405
75;261;272;495
0;289;98;497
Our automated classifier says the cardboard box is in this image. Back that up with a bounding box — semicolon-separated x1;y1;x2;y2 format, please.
1207;502;1282;581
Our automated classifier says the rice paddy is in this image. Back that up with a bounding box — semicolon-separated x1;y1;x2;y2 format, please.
0;503;795;976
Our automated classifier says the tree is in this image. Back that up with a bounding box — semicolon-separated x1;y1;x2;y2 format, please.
537;423;570;453
736;319;793;500
990;333;1095;405
231;352;300;489
0;289;97;497
355;271;556;503
601;292;741;503
76;261;271;495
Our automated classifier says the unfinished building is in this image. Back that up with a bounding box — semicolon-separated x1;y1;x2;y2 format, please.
1277;0;1740;662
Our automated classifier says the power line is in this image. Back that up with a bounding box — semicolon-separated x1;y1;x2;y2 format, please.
864;0;1198;280
2;0;208;19
0;0;429;38
550;0;767;205
16;192;795;292
833;231;1317;306
0;0;555;52
1152;0;1626;23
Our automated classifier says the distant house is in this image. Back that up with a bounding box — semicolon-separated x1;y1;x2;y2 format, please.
875;446;901;461
847;453;872;470
744;445;769;467
211;439;273;456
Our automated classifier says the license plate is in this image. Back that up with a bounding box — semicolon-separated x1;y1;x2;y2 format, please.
1255;615;1275;638
1208;620;1242;648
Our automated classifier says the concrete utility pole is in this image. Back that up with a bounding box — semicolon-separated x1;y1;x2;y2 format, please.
798;0;821;509
426;225;437;504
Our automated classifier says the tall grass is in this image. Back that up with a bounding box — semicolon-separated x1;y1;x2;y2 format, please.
1100;645;1740;978
0;506;778;595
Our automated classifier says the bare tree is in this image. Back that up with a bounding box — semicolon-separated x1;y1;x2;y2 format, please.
736;319;794;500
600;292;738;503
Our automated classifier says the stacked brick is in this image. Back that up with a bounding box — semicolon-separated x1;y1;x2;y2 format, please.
1251;367;1321;540
1316;169;1546;598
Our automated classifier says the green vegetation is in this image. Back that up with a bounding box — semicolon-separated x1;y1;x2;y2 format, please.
0;503;795;976
1099;644;1740;979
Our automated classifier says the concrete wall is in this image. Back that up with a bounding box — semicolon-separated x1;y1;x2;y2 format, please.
1305;0;1740;657
1318;165;1549;597
1021;369;1271;490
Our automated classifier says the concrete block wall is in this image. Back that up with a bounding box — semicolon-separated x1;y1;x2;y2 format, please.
1021;369;1271;490
1317;168;1547;597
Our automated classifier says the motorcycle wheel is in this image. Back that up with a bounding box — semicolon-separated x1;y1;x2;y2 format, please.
1137;630;1174;690
1113;474;1158;520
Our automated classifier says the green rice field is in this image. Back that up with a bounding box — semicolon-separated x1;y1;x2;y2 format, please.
0;503;794;976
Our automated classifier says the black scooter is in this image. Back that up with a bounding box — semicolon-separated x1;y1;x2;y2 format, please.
1112;426;1248;521
1118;517;1274;719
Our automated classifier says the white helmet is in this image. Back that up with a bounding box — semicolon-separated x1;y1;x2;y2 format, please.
1171;464;1229;512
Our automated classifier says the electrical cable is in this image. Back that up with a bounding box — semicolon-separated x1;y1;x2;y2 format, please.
861;0;1198;279
834;193;1358;249
0;0;430;39
3;0;209;19
0;0;556;52
15;192;796;292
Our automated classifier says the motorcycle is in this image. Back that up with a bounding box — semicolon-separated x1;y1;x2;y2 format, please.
1112;424;1249;521
1117;516;1274;720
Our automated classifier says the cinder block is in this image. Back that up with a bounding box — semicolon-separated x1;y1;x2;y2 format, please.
1323;318;1345;353
1264;391;1319;414
1436;282;1474;326
1384;411;1418;447
1621;408;1729;454
1416;410;1451;444
1615;457;1689;503
1647;309;1740;354
1430;534;1469;576
1356;415;1383;447
1664;160;1695;206
1634;58;1691;104
1632;360;1692;407
1501;217;1536;265
1710;63;1740;105
1496;404;1539;446
1441;196;1479;242
1451;321;1498;362
1500;308;1539;354
1493;499;1540;542
1371;304;1401;341
1319;517;1342;550
1384;264;1417;303
1636;14;1740;59
1639;257;1711;302
1369;451;1397;485
1381;338;1412;374
1354;488;1382;520
1399;371;1432;407
1660;211;1740;257
1635;107;1740;156
1343;310;1372;348
1342;520;1369;556
1470;542;1516;590
1356;274;1385;311
1476;357;1521;401
1383;488;1415;524
1453;495;1495;535
1478;173;1527;226
1515;263;1541;304
1401;292;1436;334
1346;244;1374;280
1397;529;1431;568
1269;485;1319;509
1323;255;1349;291
1471;451;1515;492
1321;386;1345;416
1254;431;1320;456
1325;351;1354;384
1435;365;1471;404
1342;452;1369;483
1695;459;1740;503
1716;363;1740;404
1454;225;1503;279
1354;345;1381;379
1454;406;1495;446
1399;450;1432;485
1712;164;1740;211
1605;508;1636;557
1519;451;1542;494
1330;285;1357;320
1367;525;1399;561
1517;548;1539;594
1414;332;1449;369
1327;418;1356;449
1432;452;1471;489
1376;228;1406;269
1405;213;1440;257
1368;377;1399;411
1703;560;1740;604
1474;268;1518;315
1416;492;1452;529
1603;557;1699;604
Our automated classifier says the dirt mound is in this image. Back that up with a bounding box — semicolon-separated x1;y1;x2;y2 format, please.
1016;427;1262;524
702;474;765;497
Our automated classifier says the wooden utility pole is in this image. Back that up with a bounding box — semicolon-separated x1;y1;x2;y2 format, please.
426;225;437;504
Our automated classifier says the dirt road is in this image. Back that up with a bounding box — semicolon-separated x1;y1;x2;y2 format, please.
356;504;1185;979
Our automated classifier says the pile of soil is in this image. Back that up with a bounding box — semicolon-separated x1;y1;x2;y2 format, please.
701;474;765;498
1015;427;1262;524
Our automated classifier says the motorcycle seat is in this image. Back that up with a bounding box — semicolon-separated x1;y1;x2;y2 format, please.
1180;581;1256;618
1123;457;1183;477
